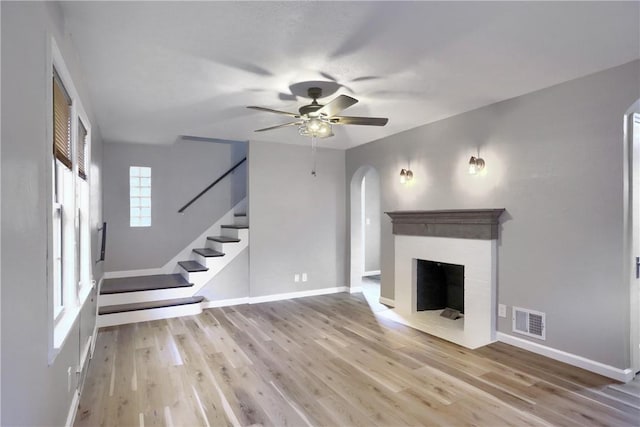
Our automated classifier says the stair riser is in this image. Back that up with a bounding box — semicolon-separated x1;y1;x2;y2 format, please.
220;228;249;240
234;215;248;226
98;302;203;328
100;287;192;307
206;240;235;252
192;252;228;269
177;268;208;283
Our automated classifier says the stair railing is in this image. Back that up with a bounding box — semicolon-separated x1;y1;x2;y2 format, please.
178;157;247;213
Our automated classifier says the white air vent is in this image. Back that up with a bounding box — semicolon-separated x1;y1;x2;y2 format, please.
512;307;546;340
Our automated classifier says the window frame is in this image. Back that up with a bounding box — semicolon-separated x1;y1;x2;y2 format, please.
47;37;95;364
129;166;152;228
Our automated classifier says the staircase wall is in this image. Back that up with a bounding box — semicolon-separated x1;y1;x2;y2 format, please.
103;139;247;272
248;140;346;297
198;249;250;301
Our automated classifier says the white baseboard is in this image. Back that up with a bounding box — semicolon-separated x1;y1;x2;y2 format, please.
379;297;395;307
103;268;162;279
248;286;350;304
65;391;80;427
363;270;381;277
201;297;250;308
349;286;363;293
496;332;634;383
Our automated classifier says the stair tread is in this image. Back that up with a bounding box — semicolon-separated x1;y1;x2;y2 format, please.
207;235;241;243
193;248;225;257
99;296;204;315
177;260;208;272
221;224;249;229
100;274;192;295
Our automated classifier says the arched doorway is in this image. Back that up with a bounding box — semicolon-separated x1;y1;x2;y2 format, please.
350;166;381;303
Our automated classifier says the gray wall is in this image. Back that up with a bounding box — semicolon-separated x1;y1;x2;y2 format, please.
248;141;346;297
363;169;381;273
346;60;640;369
103;140;246;271
198;249;249;301
1;2;103;425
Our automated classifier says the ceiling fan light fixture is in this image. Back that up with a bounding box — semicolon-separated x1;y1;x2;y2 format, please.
298;117;332;138
307;118;322;132
248;85;388;137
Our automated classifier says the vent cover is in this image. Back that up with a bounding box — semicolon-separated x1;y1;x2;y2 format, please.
512;307;546;340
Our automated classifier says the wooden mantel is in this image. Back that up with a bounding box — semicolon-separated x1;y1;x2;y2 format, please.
385;209;505;240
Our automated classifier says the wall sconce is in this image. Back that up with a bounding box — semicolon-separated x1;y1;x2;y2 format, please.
468;156;485;175
400;168;413;184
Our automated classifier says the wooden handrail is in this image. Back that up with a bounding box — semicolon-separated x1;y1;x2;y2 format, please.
178;157;247;213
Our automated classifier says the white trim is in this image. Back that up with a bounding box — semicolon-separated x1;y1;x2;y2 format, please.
64;391;80;427
379;297;395;307
49;277;96;364
349;286;363;294
363;270;381;277
48;36;95;364
98;302;203;328
103;268;162;279
91;278;103;357
496;332;634;383
99;286;194;307
249;287;350;304
201;297;250;308
79;336;92;375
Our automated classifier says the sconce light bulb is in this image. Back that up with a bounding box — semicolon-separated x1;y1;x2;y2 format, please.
406;169;413;182
468;156;485;175
469;156;478;175
400;168;407;184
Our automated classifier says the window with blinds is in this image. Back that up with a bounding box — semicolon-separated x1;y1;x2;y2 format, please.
78;119;87;180
53;69;72;170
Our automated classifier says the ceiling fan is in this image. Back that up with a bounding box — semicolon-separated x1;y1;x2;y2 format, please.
247;87;388;138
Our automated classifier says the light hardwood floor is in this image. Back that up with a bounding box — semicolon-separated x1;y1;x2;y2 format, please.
76;292;640;426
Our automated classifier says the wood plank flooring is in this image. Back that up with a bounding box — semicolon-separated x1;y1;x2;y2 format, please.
76;292;640;427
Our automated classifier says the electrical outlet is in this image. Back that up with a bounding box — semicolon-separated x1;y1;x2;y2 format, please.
294;274;300;282
498;304;507;318
302;273;308;282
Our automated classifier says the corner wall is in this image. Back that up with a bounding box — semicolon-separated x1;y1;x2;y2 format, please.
346;60;640;369
1;2;103;425
248;141;346;297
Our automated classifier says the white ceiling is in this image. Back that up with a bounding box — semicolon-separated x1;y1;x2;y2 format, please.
61;1;639;149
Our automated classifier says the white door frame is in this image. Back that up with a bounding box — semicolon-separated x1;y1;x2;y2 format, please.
625;102;640;375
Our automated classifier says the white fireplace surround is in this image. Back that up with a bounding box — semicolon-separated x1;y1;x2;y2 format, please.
382;209;504;349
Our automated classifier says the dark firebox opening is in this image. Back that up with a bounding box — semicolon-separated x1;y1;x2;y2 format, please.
416;259;464;314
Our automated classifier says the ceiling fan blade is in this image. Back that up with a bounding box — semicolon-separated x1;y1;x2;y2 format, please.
254;121;303;132
316;94;358;118
331;116;388;126
247;106;300;118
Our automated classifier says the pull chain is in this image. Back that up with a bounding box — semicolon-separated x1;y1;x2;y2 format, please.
311;136;317;176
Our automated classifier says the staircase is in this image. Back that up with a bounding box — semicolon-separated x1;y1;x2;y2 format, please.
97;213;248;327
